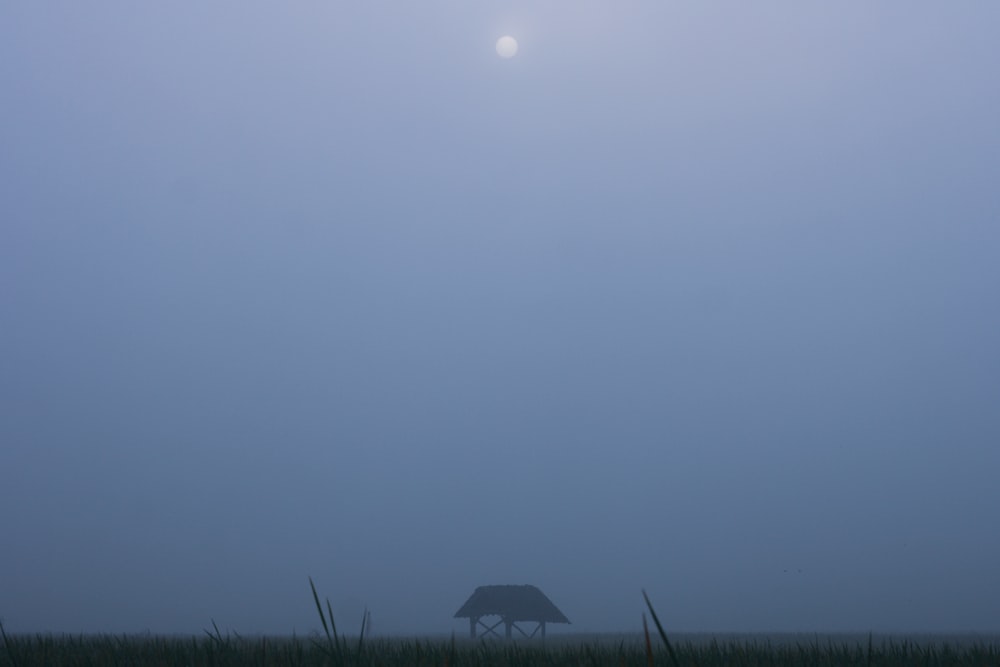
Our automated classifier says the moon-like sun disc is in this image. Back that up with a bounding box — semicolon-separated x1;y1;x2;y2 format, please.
496;36;518;58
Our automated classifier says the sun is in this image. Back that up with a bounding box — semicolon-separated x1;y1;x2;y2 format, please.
496;36;518;59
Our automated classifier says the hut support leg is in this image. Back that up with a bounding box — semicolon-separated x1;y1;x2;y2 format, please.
470;617;477;639
504;619;512;640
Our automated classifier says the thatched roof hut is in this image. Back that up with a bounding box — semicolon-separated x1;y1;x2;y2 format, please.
454;584;569;639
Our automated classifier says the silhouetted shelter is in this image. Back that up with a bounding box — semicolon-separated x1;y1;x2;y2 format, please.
454;584;570;639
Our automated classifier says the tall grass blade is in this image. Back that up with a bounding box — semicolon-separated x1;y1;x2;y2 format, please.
642;613;654;667
326;598;347;651
309;575;342;663
357;607;370;653
326;597;341;650
308;576;331;644
642;589;681;667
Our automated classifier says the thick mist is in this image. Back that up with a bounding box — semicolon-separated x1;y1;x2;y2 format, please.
2;2;998;636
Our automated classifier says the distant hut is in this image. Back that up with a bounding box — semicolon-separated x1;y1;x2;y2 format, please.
454;584;570;639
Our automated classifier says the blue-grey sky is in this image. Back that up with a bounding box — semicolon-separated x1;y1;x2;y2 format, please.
2;2;999;636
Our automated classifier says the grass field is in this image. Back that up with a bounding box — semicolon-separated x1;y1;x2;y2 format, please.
1;587;996;666
3;631;999;666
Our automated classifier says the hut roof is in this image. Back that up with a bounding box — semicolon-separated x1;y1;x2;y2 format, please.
454;585;570;624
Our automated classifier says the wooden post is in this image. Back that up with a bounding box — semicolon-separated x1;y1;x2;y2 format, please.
469;617;477;639
504;619;512;640
541;621;546;639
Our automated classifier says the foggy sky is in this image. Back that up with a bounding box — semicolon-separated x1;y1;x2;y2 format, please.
2;2;999;636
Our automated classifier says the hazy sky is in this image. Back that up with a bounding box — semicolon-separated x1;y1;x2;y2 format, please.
2;2;999;636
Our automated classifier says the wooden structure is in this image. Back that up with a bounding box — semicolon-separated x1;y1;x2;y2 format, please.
454;584;570;639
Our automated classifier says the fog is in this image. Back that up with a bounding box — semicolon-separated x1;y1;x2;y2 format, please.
2;2;998;636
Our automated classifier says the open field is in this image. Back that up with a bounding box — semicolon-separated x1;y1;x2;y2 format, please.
2;632;999;666
2;588;996;665
3;629;999;666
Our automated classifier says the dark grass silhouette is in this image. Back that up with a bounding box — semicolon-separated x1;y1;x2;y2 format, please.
0;586;996;665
